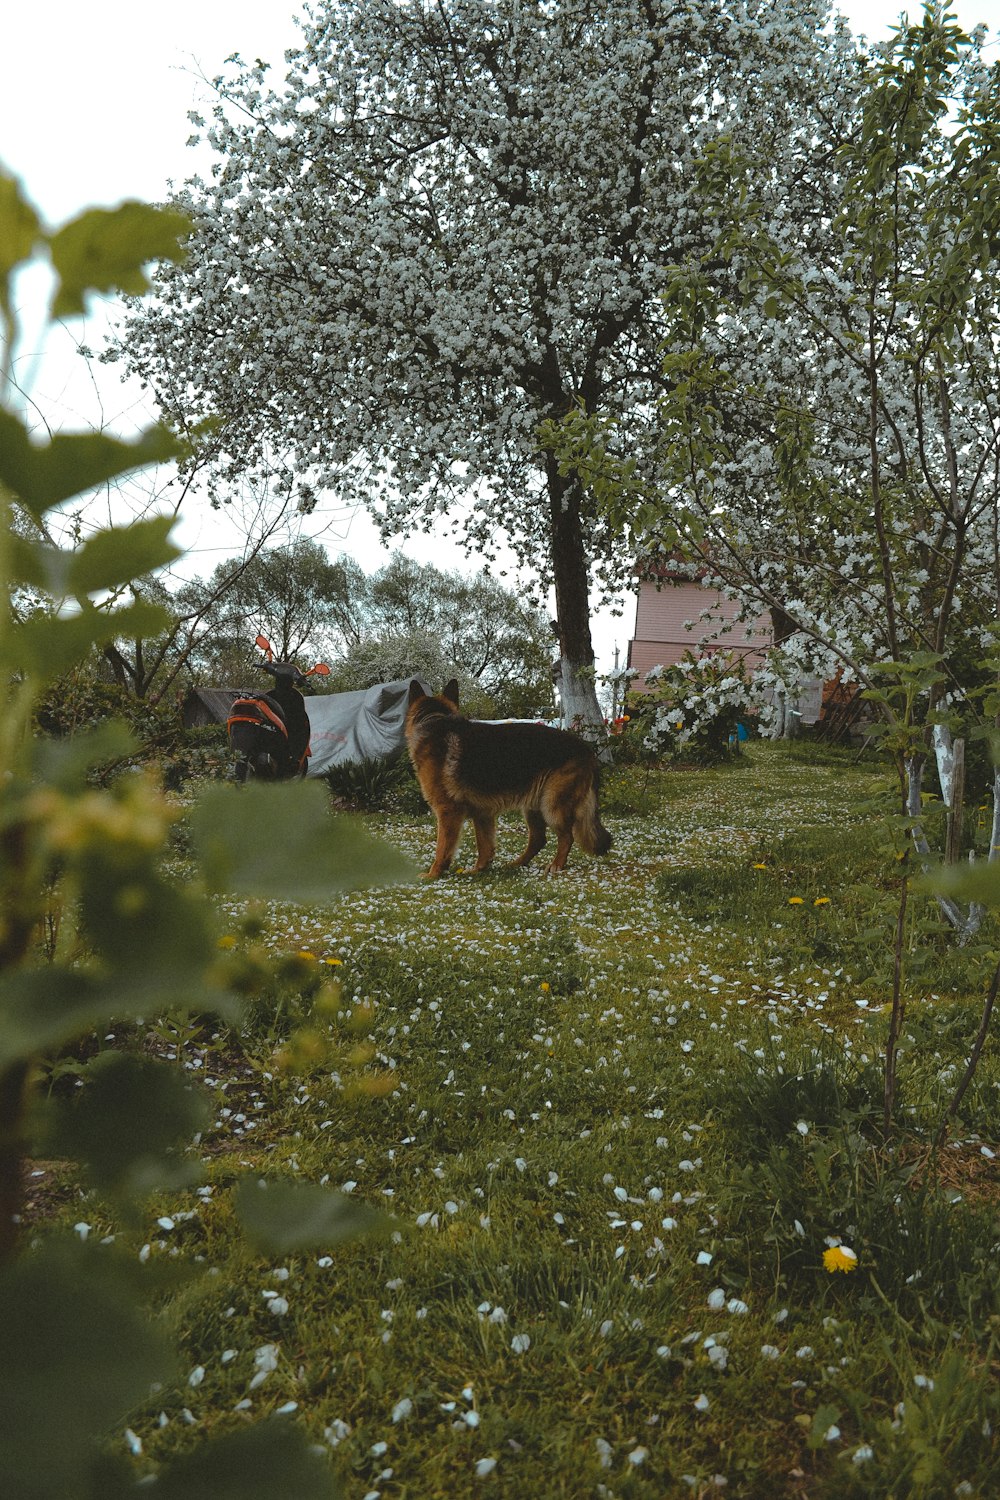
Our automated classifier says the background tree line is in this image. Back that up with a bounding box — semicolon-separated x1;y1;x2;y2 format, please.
35;542;557;731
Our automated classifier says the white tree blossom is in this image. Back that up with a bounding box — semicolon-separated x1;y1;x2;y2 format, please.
115;0;851;731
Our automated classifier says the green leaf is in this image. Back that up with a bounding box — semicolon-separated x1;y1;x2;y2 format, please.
152;1419;340;1500
76;849;223;1008
11;516;178;599
0;968;110;1070
190;782;416;902
68;514;181;595
0;173;41;311
32;721;138;790
0;408;181;519
235;1178;391;1253
49;199;189;318
807;1402;843;1450
0;1240;173;1500
12;598;173;681
49;1052;210;1199
923;860;1000;910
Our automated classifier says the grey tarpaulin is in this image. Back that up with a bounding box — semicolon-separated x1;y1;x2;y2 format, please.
181;679;428;775
304;678;429;775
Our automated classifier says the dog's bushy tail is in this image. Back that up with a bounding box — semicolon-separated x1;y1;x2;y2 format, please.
574;774;612;856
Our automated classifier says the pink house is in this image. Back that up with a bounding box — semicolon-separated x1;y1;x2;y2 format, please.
627;565;772;684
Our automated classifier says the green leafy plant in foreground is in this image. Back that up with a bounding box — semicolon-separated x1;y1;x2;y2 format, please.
0;175;414;1498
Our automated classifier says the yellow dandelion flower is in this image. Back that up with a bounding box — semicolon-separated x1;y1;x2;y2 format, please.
540;981;551;993
788;896;804;906
823;1245;858;1274
217;935;237;950
322;956;343;967
752;862;768;870
813;896;831;906
298;949;317;961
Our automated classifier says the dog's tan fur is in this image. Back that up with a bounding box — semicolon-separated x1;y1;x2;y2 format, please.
406;680;612;878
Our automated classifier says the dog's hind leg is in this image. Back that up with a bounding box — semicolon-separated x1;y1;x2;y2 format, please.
513;810;547;867
471;813;497;872
426;807;465;878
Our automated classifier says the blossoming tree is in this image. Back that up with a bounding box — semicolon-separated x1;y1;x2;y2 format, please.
558;8;1000;919
116;0;852;732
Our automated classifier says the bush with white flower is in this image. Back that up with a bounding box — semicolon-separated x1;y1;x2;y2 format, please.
632;652;753;764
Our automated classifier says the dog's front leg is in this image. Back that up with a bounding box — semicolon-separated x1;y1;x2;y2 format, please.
425;807;465;878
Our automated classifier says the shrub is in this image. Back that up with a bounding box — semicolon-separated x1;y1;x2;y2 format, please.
630;652;753;764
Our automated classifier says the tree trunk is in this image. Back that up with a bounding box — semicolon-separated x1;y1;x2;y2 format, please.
546;463;607;751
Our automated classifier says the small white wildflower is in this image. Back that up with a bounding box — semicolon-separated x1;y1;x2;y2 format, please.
511;1333;531;1354
391;1397;413;1423
475;1457;498;1477
124;1429;142;1456
727;1298;749;1316
628;1446;649;1466
693;1393;710;1412
188;1366;205;1388
707;1288;726;1310
760;1345;780;1360
852;1445;874;1465
696;1251;713;1266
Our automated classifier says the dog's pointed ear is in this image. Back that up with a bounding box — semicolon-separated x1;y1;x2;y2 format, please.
408;680;427;706
442;679;460;707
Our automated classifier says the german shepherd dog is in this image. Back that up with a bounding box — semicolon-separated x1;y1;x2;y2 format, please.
406;680;612;878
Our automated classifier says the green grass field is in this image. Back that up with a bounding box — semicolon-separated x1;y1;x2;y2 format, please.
31;743;1000;1498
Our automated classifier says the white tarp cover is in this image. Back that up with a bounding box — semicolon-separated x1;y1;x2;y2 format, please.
304;678;428;775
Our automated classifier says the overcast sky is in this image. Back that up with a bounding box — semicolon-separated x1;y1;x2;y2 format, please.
3;0;996;669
